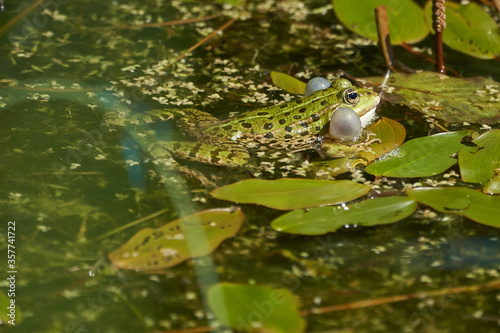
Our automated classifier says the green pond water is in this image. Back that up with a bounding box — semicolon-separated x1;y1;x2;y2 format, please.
1;0;500;332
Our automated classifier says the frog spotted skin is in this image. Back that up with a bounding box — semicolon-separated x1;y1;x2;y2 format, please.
203;79;378;147
112;78;380;169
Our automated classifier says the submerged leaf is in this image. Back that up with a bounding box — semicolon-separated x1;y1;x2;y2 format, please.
271;196;416;235
366;131;475;177
271;72;306;94
424;1;500;59
407;187;500;227
108;208;244;272
459;130;500;183
210;179;371;210
362;72;500;125
333;0;428;44
207;283;306;333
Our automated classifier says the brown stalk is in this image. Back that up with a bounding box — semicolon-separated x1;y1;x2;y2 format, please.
95;208;170;240
84;14;221;31
433;0;446;74
494;0;500;13
165;18;236;69
374;6;415;73
0;0;46;37
301;279;500;315
399;43;461;77
374;5;396;71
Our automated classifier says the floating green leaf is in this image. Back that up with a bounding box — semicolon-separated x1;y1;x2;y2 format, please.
459;130;500;183
108;208;244;272
424;1;500;59
362;72;500;125
361;118;406;159
207;283;305;333
484;174;500;194
333;0;428;44
407;187;500;227
366;131;475;177
313;117;406;175
210;179;371;210
271;72;306;94
271;196;416;235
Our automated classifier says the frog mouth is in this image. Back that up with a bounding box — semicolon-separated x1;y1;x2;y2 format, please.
360;106;377;127
359;96;380;127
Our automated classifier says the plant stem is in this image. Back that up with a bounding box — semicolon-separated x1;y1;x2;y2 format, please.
493;0;500;13
301;279;500;315
0;0;46;37
375;5;396;71
165;19;236;69
433;0;446;74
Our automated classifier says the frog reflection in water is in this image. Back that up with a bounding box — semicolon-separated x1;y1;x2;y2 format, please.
151;78;380;168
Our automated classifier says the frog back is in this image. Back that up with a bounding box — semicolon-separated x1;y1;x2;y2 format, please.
205;86;343;144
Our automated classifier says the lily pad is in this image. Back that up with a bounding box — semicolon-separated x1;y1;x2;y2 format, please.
207;283;306;333
271;72;306;94
366;131;475;177
459;130;500;183
407;187;500;227
484;174;500;194
271;196;416;235
362;72;500;125
210;179;371;210
358;117;407;161
312;117;406;175
108;208;244;272
424;1;500;59
333;0;428;44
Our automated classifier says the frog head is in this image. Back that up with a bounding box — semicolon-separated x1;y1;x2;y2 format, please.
332;78;380;128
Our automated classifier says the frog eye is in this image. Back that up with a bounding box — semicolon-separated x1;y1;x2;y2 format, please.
329;107;362;142
343;88;360;105
304;77;331;96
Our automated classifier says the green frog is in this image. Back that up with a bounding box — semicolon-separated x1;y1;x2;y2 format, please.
108;78;380;183
120;78;379;166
